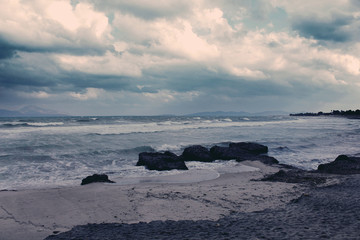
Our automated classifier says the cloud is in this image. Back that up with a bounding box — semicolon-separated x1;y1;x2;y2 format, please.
142;90;200;103
1;0;360;115
18;91;52;99
0;0;111;56
57;51;142;77
292;14;355;42
87;0;194;20
0;38;16;59
69;87;105;100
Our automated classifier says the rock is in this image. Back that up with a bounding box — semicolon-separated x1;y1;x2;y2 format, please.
209;142;277;165
181;145;214;162
229;142;268;154
317;155;360;174
210;142;271;159
81;174;115;185
210;146;247;160
137;151;188;171
236;155;279;165
261;170;326;185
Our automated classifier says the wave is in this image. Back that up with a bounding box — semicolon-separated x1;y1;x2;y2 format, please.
6;118;302;136
76;118;98;122
0;121;64;128
0;123;30;128
154;144;184;152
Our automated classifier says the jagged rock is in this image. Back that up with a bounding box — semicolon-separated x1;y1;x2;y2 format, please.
81;174;115;185
317;155;360;174
137;151;188;171
181;145;214;162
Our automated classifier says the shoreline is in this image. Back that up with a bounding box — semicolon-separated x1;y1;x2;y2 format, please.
0;161;304;240
1;155;359;240
47;174;360;240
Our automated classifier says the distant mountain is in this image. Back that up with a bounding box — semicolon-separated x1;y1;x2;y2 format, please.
0;105;67;117
185;111;289;117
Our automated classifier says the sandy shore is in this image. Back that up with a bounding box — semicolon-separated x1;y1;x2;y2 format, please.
0;161;308;240
46;174;360;240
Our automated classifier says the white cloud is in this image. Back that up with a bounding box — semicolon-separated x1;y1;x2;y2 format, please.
69;88;105;100
143;90;200;103
18;91;52;99
56;51;142;77
0;0;111;49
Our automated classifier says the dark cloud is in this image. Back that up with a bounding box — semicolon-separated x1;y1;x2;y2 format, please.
0;38;17;59
0;58;132;93
292;14;354;42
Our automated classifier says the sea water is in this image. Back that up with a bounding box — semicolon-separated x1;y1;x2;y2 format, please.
0;115;359;190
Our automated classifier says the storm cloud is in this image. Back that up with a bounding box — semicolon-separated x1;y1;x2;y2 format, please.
0;0;360;115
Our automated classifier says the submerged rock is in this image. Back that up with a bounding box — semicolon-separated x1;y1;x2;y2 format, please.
181;145;214;162
137;151;188;171
81;174;115;185
317;155;360;174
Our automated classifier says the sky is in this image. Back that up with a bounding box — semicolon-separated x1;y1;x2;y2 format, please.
0;0;360;116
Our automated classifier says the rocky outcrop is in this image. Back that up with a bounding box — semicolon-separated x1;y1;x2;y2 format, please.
81;174;115;185
137;142;277;171
137;151;188;171
317;155;360;174
181;145;213;162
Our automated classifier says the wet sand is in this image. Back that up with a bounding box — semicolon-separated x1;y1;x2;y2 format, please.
0;161;306;240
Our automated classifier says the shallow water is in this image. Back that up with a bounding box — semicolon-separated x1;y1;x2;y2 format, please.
0;115;359;189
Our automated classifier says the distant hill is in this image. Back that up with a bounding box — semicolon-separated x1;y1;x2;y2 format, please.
185;111;288;117
0;105;67;117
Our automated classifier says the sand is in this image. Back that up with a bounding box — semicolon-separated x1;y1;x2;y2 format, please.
0;161;308;240
46;174;360;240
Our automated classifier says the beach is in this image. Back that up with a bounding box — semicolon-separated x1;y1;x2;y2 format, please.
1;116;360;239
0;161;307;240
46;173;360;240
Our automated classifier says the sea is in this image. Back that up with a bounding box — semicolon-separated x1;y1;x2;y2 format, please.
0;115;359;190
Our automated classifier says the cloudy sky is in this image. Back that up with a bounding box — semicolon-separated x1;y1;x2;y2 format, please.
1;0;360;115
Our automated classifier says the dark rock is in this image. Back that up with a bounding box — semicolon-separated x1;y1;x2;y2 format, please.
81;174;115;185
229;142;268;154
317;155;360;174
261;170;326;185
209;142;275;164
181;145;214;162
236;155;279;165
210;146;248;160
137;151;188;171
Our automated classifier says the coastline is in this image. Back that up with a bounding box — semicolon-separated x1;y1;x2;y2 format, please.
0;161;305;240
